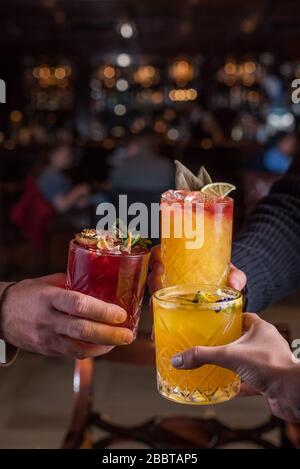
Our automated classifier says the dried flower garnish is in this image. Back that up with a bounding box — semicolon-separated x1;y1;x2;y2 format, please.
75;221;151;254
175;160;236;198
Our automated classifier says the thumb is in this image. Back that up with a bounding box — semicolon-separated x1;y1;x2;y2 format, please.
37;273;67;287
171;313;259;372
171;343;239;371
238;382;261;396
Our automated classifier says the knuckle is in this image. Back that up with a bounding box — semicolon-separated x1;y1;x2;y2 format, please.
110;328;122;344
99;302;111;321
37;286;51;303
78;320;93;340
266;322;277;333
74;348;89;360
190;347;201;364
112;327;131;345
73;294;88;316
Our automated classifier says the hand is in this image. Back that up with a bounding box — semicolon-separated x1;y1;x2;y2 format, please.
147;245;247;294
0;274;133;359
171;313;300;422
72;183;90;198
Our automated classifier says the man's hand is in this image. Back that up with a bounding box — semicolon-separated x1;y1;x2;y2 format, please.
147;245;247;294
0;274;133;359
171;313;300;422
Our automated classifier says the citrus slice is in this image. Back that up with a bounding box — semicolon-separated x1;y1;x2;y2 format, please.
201;182;236;198
97;236;110;250
200;292;220;303
191;291;220;304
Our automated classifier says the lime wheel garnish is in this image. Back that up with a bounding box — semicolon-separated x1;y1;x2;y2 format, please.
201;182;236;198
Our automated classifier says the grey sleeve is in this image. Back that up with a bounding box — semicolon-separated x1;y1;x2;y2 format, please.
232;175;300;312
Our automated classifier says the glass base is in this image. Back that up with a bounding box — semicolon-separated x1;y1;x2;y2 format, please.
157;374;240;405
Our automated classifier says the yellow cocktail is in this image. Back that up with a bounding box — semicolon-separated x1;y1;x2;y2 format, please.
161;190;233;287
153;285;243;405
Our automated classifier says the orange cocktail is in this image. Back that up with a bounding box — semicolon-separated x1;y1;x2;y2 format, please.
161;190;233;287
153;285;242;405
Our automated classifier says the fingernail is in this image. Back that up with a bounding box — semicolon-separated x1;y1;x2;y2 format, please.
231;280;241;290
153;262;163;274
123;331;134;344
171;354;183;368
116;311;127;323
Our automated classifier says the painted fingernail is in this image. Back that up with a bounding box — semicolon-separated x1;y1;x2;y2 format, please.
171;354;183;368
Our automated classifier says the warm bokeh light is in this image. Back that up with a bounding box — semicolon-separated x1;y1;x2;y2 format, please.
169;59;194;86
169;88;198;102
39;66;51;80
102;65;116;79
134;65;158;87
54;67;66;80
10;110;23;123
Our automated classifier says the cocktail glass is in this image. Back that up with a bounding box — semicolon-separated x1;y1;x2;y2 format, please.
161;190;233;287
66;240;150;338
153;284;243;405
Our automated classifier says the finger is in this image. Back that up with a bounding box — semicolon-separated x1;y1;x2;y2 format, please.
51;289;127;324
242;312;262;330
171;344;238;370
228;264;247;291
172;313;261;370
37;273;67;288
147;272;163;295
149;245;162;270
53;312;134;346
238;382;261;396
58;337;115;360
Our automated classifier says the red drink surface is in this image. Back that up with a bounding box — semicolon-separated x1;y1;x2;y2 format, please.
66;240;150;337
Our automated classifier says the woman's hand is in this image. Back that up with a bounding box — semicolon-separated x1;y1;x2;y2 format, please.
171;313;300;422
0;274;133;359
147;245;247;294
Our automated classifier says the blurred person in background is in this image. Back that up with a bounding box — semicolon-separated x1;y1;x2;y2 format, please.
11;143;91;247
185;102;226;147
109;133;175;194
37;143;90;213
263;131;298;175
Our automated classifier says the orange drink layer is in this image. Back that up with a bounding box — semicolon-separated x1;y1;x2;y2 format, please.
161;190;233;287
153;285;243;405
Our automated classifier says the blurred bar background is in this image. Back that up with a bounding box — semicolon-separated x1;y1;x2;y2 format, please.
0;0;300;449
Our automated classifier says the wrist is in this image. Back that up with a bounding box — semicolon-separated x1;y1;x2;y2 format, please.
0;282;15;339
0;282;19;366
270;363;300;421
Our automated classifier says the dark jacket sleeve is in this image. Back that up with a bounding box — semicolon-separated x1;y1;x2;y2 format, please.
232;175;300;312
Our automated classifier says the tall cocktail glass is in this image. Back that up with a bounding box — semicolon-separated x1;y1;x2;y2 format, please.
161;190;233;287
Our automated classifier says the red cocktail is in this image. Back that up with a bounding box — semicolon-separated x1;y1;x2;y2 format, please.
66;230;150;337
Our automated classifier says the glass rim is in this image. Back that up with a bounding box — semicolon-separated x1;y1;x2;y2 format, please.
153;284;242;309
161;191;233;205
70;239;151;258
